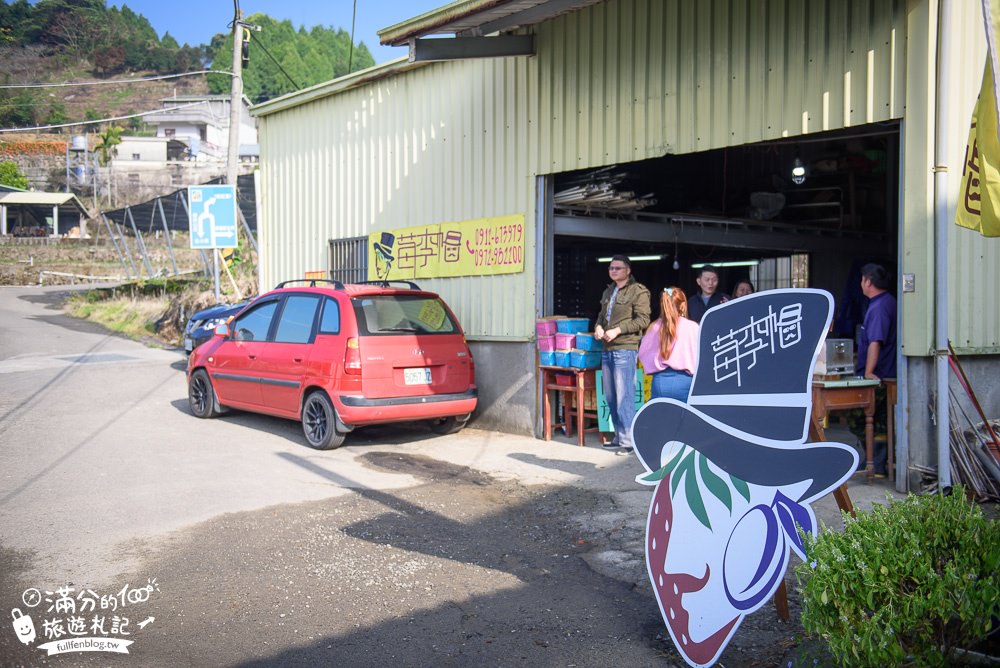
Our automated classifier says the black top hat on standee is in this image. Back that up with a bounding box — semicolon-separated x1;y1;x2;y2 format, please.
632;289;858;500
374;232;395;261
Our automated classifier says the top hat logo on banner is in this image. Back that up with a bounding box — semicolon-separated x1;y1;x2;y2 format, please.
631;289;858;668
373;232;396;280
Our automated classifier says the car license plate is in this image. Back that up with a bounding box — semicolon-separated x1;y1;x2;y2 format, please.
404;368;432;385
184;337;193;352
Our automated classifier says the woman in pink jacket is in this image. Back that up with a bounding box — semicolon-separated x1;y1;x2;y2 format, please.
638;287;700;401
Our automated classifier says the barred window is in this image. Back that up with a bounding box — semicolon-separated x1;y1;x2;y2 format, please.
328;236;368;285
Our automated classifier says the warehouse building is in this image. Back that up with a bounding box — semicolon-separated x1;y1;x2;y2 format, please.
252;0;999;492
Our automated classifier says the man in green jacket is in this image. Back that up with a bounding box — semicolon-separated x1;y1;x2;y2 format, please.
594;255;651;453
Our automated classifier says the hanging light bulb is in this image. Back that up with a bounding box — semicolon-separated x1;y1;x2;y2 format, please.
672;236;680;270
791;157;807;185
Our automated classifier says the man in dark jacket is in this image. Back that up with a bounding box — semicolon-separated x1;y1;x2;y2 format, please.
594;255;651;453
687;265;728;324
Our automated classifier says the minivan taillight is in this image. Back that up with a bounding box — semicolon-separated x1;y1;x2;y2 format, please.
345;337;361;374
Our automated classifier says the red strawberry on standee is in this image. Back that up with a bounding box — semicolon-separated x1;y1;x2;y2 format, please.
646;473;738;667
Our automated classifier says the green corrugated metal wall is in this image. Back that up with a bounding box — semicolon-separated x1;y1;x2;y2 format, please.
257;0;944;342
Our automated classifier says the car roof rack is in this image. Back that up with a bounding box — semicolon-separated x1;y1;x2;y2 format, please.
354;280;422;290
273;278;345;289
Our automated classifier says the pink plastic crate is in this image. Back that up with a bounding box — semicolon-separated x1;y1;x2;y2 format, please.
537;335;555;351
554;332;576;350
536;319;557;336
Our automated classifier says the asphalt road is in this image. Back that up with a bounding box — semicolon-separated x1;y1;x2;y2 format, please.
0;285;905;668
0;285;678;667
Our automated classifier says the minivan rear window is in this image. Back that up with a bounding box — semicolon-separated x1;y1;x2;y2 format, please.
353;294;459;336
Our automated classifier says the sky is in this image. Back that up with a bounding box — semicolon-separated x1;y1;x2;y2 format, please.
109;0;446;65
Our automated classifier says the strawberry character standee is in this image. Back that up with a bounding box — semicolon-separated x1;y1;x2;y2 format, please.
630;290;859;668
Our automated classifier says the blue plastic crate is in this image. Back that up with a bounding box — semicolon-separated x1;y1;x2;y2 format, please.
575;333;603;351
553;351;572;367
569;350;601;369
556;318;589;334
539;350;556;367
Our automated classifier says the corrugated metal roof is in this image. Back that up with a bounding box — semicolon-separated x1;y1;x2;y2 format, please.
0;192;86;208
378;0;604;45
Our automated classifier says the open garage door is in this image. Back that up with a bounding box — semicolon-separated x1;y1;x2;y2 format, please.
545;123;899;342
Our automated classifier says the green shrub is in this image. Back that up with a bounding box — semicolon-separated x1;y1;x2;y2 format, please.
795;488;999;666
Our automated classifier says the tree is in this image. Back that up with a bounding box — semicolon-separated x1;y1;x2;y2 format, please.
160;31;179;50
94;125;123;165
0;161;29;190
205;14;375;103
45;100;68;125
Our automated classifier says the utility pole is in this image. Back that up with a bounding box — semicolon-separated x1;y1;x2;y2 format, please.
220;8;244;303
227;10;243;189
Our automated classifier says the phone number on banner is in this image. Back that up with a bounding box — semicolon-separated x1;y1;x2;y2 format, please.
471;221;523;268
474;222;523;248
472;244;523;268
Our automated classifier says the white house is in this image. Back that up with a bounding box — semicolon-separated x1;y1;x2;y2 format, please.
141;95;258;161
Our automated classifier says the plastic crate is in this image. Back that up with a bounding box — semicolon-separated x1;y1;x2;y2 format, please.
554;373;575;386
570;350;601;369
537;335;555;352
575;333;603;351
539;351;557;366
553;351;571;367
536;319;558;336
556;318;589;334
554;332;576;350
554;371;595;388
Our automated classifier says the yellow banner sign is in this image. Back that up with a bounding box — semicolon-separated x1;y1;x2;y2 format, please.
957;59;1000;236
368;214;525;280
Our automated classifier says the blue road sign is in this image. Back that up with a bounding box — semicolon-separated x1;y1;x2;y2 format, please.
188;185;238;249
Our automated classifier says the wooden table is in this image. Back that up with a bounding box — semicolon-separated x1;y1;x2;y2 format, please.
541;366;598;446
811;377;880;480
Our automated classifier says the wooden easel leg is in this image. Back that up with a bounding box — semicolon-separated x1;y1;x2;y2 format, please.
774;580;790;621
772;412;857;618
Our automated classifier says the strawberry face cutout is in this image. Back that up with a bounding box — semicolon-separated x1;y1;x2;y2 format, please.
630;291;859;667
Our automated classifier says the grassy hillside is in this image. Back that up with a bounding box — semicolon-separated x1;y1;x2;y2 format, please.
1;44;210;134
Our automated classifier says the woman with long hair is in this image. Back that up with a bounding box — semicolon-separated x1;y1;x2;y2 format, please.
731;278;755;299
638;287;700;401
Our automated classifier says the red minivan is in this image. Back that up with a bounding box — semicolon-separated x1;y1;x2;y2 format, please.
186;280;477;449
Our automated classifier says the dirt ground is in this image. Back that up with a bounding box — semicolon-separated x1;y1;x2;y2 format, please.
0;448;821;668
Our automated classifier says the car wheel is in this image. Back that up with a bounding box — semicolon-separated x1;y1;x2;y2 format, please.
428;415;468;435
189;369;221;418
302;391;346;450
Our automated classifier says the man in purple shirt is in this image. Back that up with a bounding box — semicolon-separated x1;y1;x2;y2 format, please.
857;263;897;380
850;263;896;476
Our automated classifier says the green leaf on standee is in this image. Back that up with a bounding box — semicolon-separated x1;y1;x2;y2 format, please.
685;463;711;529
730;474;751;503
670;452;695;497
638;446;687;483
698;452;732;511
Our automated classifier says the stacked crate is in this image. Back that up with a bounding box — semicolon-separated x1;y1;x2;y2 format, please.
538;317;603;368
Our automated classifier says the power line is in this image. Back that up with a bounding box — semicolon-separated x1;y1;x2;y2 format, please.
0;100;210;133
251;35;301;90
0;70;237;90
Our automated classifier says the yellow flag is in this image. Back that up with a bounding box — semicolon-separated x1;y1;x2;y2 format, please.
956;61;1000;236
957;1;1000;236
